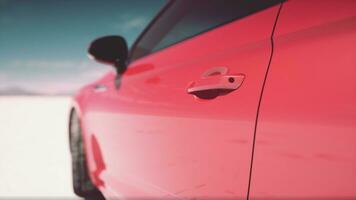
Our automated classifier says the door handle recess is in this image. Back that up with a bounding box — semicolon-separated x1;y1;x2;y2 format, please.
187;68;245;99
93;84;108;92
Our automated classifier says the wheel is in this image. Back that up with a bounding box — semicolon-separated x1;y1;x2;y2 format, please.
69;109;105;200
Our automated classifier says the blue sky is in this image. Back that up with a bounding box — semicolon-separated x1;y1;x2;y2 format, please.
0;0;165;94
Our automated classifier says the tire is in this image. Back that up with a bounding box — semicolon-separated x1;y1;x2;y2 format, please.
69;109;105;200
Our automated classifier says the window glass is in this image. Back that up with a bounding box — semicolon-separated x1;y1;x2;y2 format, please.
130;0;281;61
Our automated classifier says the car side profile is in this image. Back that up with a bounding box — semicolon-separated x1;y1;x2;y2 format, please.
69;0;356;199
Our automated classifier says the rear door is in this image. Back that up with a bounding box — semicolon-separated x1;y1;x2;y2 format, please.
250;0;356;199
85;0;282;199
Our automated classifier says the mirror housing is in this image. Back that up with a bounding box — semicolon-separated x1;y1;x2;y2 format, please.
88;35;128;74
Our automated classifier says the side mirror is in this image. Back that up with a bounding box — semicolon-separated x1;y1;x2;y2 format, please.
88;35;128;74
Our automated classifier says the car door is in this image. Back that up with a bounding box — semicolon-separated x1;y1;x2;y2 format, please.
84;0;282;199
249;0;356;199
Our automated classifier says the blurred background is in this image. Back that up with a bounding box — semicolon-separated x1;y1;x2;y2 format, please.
0;0;164;198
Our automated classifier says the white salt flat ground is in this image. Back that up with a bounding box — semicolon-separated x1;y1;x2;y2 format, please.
0;96;78;198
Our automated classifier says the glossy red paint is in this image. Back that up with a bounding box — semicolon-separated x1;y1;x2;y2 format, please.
71;0;356;199
250;0;356;199
74;4;281;199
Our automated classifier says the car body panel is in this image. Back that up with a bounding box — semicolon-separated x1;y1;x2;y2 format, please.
250;0;356;199
76;4;282;199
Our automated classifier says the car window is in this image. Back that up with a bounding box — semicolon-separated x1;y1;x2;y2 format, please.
129;0;282;62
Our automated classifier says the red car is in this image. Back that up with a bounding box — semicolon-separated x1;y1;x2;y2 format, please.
69;0;356;199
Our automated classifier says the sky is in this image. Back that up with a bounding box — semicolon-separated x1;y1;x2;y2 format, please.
0;0;165;95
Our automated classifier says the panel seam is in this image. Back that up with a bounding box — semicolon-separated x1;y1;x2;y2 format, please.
246;2;284;199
